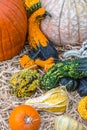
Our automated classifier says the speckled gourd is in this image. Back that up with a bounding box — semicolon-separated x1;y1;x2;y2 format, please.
10;69;40;98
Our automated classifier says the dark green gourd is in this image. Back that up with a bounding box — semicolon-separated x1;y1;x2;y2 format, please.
78;78;87;96
59;77;78;91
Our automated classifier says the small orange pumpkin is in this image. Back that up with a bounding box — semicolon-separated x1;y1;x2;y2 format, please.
9;105;40;130
0;0;27;61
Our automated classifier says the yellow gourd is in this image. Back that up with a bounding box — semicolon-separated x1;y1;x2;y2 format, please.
25;88;68;113
78;96;87;120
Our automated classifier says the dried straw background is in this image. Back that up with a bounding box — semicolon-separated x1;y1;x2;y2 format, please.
0;43;87;130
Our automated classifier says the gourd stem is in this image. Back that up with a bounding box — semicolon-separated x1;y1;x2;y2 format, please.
24;116;33;124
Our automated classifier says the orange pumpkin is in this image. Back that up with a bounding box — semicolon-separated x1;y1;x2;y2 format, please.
0;0;27;62
9;105;40;130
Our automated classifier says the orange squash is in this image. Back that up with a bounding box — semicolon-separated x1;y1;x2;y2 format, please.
0;0;27;62
9;105;40;130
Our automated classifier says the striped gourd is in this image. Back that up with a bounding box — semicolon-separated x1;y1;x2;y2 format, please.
55;115;84;130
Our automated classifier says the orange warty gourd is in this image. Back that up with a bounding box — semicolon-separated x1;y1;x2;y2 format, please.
41;0;87;46
9;105;40;130
0;0;27;62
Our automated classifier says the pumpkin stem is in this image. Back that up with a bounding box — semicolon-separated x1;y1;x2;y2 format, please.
24;116;33;124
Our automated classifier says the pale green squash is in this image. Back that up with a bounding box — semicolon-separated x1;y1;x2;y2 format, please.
55;115;84;130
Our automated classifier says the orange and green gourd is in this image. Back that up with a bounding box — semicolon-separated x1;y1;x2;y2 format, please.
28;8;48;49
24;0;41;13
20;5;58;71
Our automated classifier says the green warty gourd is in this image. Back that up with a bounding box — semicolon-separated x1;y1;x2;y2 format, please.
41;58;87;90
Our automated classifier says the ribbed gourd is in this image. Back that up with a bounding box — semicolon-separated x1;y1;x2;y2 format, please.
55;115;84;130
41;58;87;90
0;0;27;61
41;0;87;46
9;69;40;98
25;88;68;113
78;96;87;120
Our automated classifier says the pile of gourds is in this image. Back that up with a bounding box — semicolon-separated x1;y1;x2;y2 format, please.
9;105;84;130
1;0;87;62
1;0;87;130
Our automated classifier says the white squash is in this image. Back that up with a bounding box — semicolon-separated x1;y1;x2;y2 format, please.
41;0;87;46
55;115;84;130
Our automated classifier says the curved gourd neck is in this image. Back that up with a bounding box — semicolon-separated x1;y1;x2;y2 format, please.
28;8;48;49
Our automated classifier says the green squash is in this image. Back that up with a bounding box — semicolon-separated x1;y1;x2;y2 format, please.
41;58;87;90
55;115;84;130
59;77;78;91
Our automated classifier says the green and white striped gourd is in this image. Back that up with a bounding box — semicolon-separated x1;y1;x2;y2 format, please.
55;115;84;130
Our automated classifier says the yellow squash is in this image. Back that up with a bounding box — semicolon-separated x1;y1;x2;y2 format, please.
25;88;68;113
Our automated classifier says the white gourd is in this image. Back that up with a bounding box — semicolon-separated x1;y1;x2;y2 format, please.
41;0;87;46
